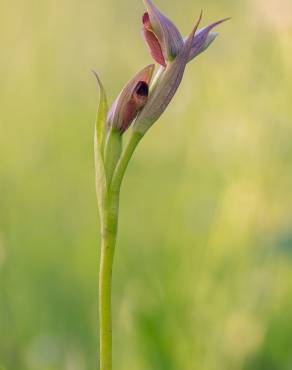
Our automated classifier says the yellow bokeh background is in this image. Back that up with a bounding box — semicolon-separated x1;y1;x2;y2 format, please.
1;0;292;369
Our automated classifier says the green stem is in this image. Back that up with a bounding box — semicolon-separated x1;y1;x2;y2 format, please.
98;130;143;370
111;131;143;192
99;189;119;370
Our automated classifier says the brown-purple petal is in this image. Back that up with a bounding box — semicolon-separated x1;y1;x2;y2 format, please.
142;12;167;67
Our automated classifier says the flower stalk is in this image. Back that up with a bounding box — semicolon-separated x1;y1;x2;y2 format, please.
96;133;143;370
98;187;119;370
93;1;228;369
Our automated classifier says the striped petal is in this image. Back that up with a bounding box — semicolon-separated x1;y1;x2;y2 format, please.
143;0;184;63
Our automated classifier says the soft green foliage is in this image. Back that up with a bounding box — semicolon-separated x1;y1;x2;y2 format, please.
0;0;292;369
104;128;122;186
93;72;108;217
93;71;108;151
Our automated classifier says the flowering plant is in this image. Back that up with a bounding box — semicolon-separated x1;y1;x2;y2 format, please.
93;1;228;369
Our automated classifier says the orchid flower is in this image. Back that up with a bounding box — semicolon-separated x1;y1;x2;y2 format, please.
93;2;228;370
134;0;229;133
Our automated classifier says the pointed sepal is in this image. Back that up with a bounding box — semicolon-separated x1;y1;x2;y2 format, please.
188;18;230;62
143;0;184;63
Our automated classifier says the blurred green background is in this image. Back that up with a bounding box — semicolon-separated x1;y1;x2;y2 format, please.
1;0;292;369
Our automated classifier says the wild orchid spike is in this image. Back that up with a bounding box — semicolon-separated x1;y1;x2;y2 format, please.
107;64;155;134
142;0;184;66
93;3;228;370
